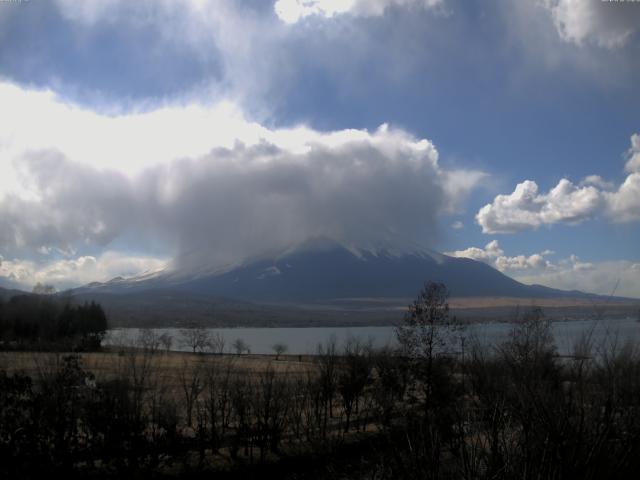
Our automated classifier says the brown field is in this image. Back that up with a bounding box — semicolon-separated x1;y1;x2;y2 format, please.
0;349;320;406
0;349;316;378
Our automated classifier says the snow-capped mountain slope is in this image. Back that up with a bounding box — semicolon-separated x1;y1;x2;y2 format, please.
71;237;598;303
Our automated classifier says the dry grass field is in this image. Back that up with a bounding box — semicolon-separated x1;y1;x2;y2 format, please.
0;349;318;391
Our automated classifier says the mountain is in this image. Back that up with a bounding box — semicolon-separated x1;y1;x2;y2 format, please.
73;237;612;303
67;238;640;327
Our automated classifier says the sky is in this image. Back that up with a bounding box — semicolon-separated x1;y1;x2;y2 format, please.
0;0;639;297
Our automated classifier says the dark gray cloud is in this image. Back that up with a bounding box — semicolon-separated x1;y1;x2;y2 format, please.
0;130;483;271
0;150;133;255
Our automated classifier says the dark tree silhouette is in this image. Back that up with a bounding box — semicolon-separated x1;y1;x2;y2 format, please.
272;343;288;360
396;281;459;404
0;295;108;349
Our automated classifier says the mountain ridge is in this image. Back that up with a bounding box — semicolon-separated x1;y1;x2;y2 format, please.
70;237;622;303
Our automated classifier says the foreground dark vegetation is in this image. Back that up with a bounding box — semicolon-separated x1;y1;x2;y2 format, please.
0;293;107;350
2;283;640;479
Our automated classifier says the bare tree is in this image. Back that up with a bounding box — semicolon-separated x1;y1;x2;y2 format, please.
252;366;291;460
371;346;410;426
178;359;204;428
203;357;235;451
317;336;338;437
229;373;254;460
396;281;460;404
137;328;161;354
208;332;226;355
338;337;372;433
272;343;288;360
232;338;248;355
112;337;158;443
180;324;211;354
159;332;173;352
500;306;556;368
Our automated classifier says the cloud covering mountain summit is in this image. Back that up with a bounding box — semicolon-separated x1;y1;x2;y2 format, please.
0;83;485;282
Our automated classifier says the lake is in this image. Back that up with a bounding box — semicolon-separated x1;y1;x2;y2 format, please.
104;317;640;356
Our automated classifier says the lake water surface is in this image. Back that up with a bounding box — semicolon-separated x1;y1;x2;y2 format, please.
104;317;640;356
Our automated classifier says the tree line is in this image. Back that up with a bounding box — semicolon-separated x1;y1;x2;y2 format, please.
0;294;108;350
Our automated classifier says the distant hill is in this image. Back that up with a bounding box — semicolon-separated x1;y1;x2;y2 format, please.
0;286;28;300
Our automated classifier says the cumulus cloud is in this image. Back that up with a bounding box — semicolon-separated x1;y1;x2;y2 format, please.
476;179;602;234
541;0;640;48
446;242;640;298
274;0;442;24
476;134;640;234
580;175;615;190
0;252;167;291
0;83;484;277
447;240;504;263
446;240;555;272
604;172;640;222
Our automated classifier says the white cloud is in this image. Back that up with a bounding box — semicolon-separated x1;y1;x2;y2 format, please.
53;0;126;25
0;252;168;290
514;259;640;299
447;242;640;298
274;0;354;23
447;239;504;262
0;82;275;191
625;133;640;173
446;240;554;272
476;179;602;234
476;134;640;234
541;0;640;48
495;251;555;272
451;220;464;230
580;174;615;190
0;82;484;275
604;172;640;222
0;82;469;193
274;0;442;24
